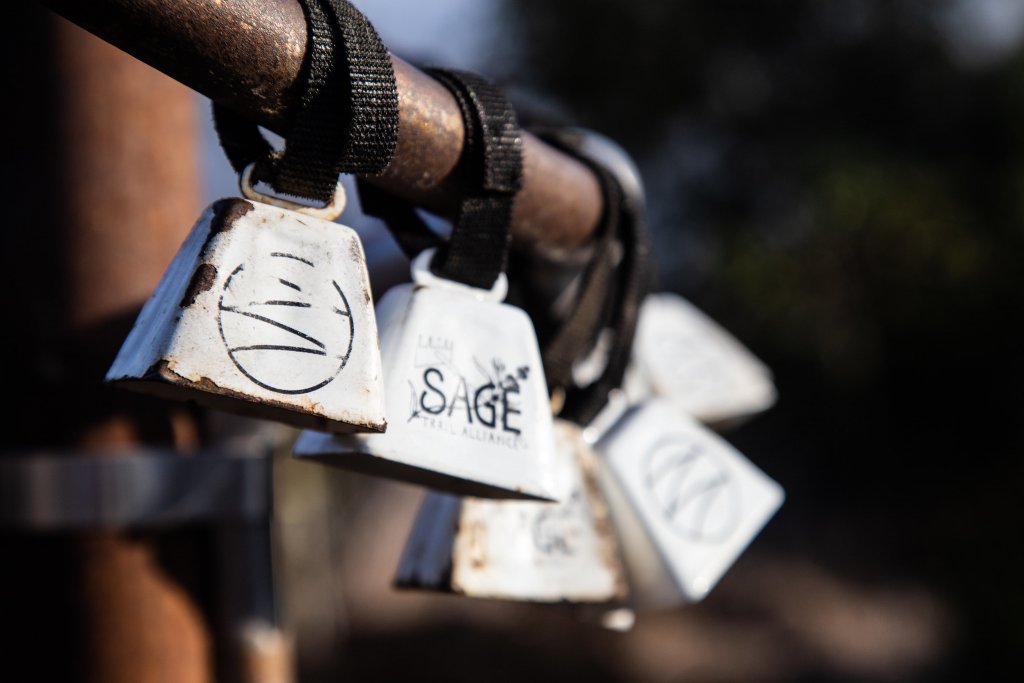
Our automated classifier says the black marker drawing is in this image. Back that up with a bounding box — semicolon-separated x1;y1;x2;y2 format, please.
408;356;524;427
642;434;741;543
218;252;354;394
532;489;582;556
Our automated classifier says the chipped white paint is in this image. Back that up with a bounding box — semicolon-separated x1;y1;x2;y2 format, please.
294;249;559;500
630;293;777;426
594;399;783;608
106;198;386;433
395;421;626;603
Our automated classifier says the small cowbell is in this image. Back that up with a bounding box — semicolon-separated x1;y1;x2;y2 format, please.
593;399;783;609
395;420;627;603
294;248;560;501
106;197;386;433
626;293;776;427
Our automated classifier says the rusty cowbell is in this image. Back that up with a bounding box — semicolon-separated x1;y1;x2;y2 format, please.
106;183;387;434
395;420;627;602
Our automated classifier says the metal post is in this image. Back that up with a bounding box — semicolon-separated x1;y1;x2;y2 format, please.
39;0;604;251
0;7;213;682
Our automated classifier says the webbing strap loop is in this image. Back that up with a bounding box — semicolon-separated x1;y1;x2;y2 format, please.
530;127;651;424
214;0;398;204
425;68;523;290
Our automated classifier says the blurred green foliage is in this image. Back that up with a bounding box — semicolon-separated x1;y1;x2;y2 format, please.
494;0;1024;678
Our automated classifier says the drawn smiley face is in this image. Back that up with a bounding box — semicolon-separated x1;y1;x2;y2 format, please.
218;251;354;395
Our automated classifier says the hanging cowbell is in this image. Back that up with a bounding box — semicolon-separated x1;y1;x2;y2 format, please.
395;420;627;602
295;68;560;500
593;399;783;609
294;248;560;500
105;0;401;433
626;293;777;428
106;193;386;433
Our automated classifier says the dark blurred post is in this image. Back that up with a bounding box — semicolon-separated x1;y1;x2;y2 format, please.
0;7;212;682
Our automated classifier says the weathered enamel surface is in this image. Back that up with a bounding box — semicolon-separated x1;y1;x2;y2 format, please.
395;421;626;603
595;400;784;607
106;198;386;433
630;293;777;426
295;253;560;500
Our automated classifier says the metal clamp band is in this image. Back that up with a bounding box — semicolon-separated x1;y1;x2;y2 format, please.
0;448;272;531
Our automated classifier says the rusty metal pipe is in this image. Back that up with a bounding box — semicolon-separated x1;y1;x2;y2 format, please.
40;0;603;251
1;7;215;681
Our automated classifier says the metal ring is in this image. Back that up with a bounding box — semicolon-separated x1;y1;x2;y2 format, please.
240;162;347;221
410;247;509;302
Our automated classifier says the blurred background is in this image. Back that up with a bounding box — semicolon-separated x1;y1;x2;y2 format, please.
4;0;1023;681
271;2;1023;680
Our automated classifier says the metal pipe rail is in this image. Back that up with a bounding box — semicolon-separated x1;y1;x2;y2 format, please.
41;0;604;251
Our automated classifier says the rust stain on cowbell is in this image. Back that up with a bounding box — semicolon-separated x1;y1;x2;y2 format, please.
450;515;490;594
179;198;255;308
179;263;218;308
135;360;387;433
211;197;254;232
578;446;629;600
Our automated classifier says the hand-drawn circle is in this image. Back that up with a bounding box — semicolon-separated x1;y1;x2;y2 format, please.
642;433;740;543
217;252;355;394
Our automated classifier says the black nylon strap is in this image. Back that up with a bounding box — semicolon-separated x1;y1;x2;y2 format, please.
356;180;442;258
359;119;646;423
564;181;648;424
528;128;650;424
213;0;398;203
213;107;274;180
425;68;523;289
356;69;522;289
540;164;621;390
